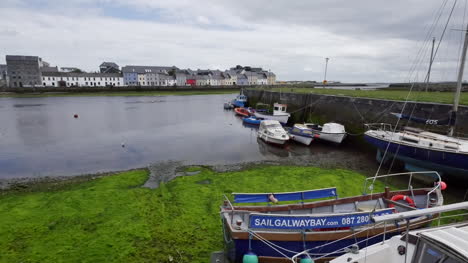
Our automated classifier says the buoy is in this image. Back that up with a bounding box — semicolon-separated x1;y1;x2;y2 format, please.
439;181;447;190
300;255;314;263
242;251;258;263
73;114;78;118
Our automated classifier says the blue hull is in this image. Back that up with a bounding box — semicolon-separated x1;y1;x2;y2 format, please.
233;100;245;108
364;134;468;176
227;232;398;262
243;117;262;125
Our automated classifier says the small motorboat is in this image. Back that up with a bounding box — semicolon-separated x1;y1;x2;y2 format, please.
223;102;234;109
257;120;289;145
242;116;263;126
287;125;320;146
254;103;290;124
246;107;256;115
234;107;250;117
300;123;347;144
232;91;248;108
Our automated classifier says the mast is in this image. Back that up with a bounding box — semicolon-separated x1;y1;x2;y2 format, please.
323;57;329;85
449;24;468;136
425;37;435;92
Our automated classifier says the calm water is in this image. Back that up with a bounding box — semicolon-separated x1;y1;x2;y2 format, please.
0;94;375;179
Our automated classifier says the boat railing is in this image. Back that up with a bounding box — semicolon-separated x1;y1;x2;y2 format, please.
363;171;442;208
364;123;394;132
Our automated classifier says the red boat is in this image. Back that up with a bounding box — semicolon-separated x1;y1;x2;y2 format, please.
234;107;250;117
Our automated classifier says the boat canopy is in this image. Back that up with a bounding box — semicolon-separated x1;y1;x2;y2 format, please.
233;187;338;203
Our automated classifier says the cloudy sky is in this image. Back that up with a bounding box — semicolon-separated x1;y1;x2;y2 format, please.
1;0;467;82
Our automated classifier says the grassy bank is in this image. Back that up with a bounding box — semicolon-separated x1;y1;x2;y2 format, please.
0;166;461;262
0;89;238;98
268;87;468;105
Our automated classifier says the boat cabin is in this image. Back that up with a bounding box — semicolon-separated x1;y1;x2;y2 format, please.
273;103;288;116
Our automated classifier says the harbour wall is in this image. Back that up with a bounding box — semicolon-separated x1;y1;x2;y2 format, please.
245;89;468;135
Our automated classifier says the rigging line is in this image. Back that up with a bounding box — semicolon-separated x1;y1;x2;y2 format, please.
372;0;458;185
406;0;450;81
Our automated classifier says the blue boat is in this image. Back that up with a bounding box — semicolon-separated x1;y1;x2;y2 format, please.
242;116;263;125
232;92;248;108
221;172;445;262
364;125;468;177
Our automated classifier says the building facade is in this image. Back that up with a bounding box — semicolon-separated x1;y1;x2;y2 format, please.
100;62;120;73
6;55;43;87
41;72;123;87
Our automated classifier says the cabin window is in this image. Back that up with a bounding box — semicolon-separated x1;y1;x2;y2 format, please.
402;137;419;144
444;145;457;150
413;241;445;263
274;107;279;111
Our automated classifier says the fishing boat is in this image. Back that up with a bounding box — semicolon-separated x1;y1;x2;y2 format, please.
233;91;248;108
221;172;445;262
254;103;290;124
235;107;250;118
243;116;263;126
257;120;289;145
364;19;468;177
286;125;320;146
330;202;468;263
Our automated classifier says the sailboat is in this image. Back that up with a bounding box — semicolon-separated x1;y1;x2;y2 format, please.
364;24;468;177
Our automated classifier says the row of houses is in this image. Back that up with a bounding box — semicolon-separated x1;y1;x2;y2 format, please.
1;55;276;88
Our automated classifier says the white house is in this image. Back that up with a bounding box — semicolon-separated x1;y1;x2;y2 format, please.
41;72;124;87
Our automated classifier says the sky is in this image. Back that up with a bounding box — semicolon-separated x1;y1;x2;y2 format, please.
1;0;468;82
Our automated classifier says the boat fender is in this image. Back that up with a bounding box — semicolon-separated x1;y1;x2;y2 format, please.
268;194;278;204
242;251;258;263
438;181;447;190
389;195;416;209
299;255;314;263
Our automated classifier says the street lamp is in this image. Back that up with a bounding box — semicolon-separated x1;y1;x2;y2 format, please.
323;57;329;85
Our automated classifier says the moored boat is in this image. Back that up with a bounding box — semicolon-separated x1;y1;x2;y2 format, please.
301;123;347;144
221;172;445;262
287;124;320;146
234;107;250;117
254;103;290;124
243;116;263;126
224;102;234;109
232;92;248;108
257;120;289;145
331;202;468;263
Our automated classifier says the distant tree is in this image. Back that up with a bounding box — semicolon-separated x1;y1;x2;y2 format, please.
168;69;176;76
70;69;84;73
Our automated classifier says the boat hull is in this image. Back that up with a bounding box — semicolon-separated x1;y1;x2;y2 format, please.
258;132;288;145
243;117;262;125
289;133;314;145
226;232;399;262
254;112;289;124
364;133;468;176
233;100;245;108
234;108;250;117
317;132;347;144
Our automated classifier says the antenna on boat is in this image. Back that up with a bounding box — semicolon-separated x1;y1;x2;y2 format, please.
449;23;468;136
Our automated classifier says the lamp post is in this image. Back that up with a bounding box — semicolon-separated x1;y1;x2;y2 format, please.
323;57;329;85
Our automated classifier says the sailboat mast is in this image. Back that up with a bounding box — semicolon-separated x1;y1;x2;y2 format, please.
425;37;435;92
449;24;468;136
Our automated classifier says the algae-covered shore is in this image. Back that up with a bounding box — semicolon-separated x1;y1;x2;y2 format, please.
0;164;464;263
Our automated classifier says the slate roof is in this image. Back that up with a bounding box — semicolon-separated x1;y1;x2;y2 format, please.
42;72;122;78
121;65;178;74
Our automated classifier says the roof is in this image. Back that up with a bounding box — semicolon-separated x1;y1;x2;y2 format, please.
41;66;59;73
42;72;122;77
6;55;40;61
420;224;468;260
121;65;178;74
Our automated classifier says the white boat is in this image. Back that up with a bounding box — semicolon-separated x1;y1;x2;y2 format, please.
298;123;347;144
254;103;290;124
257;120;289;145
329;202;468;263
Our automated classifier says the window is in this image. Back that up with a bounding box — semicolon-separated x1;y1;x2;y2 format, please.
43;77;45;80
43;82;46;86
85;82;88;85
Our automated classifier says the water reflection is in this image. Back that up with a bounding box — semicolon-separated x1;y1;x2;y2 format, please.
0;94;376;179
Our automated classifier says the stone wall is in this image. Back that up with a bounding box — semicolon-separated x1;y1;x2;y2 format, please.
245;89;468;135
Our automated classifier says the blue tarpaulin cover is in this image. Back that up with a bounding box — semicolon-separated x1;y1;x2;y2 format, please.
233;188;337;203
